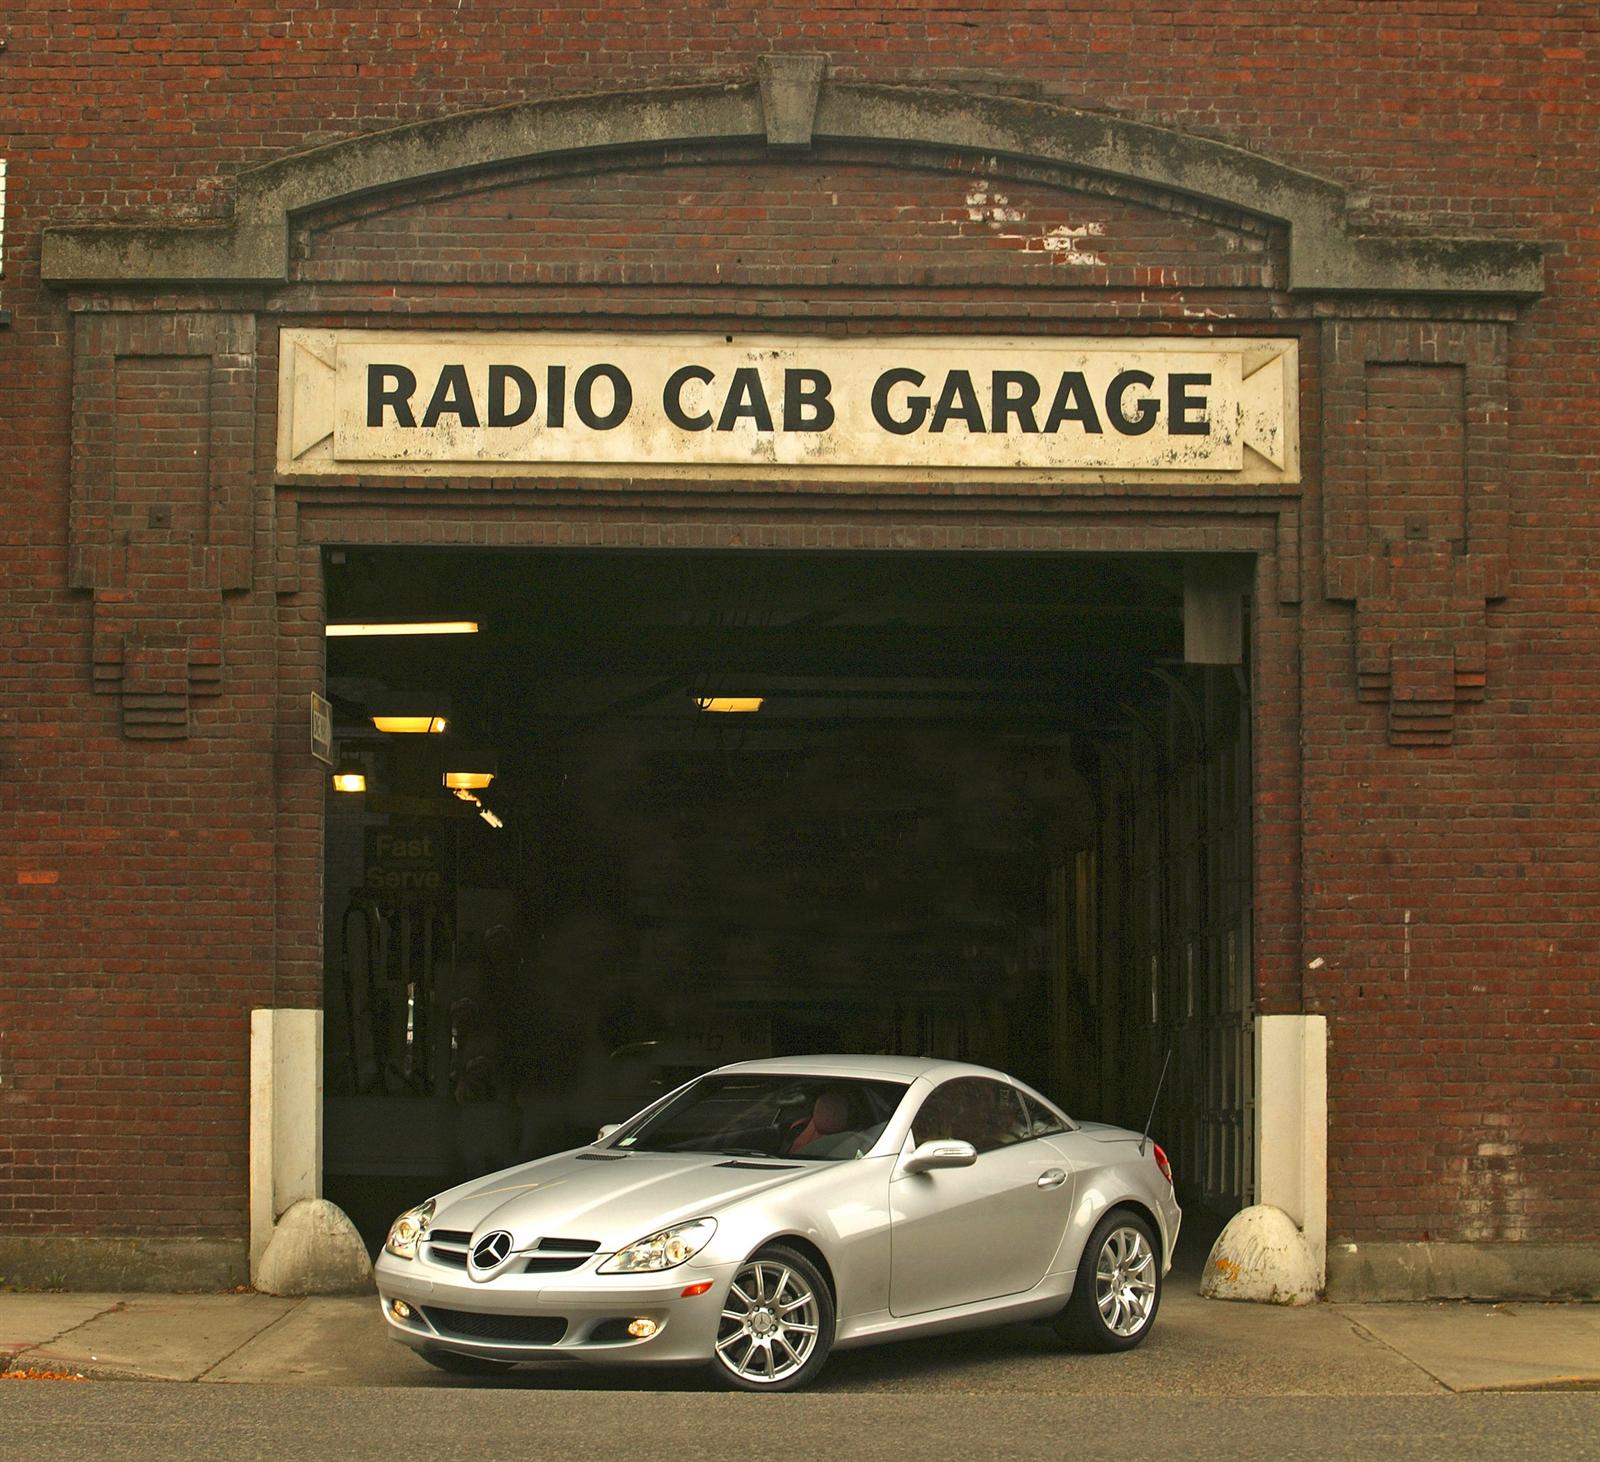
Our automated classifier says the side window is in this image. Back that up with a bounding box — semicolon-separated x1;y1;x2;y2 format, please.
911;1078;1030;1154
1020;1092;1070;1139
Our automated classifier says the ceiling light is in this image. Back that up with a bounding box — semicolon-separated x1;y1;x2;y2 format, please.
327;621;480;638
370;693;450;735
331;751;367;794
694;696;764;714
441;740;497;791
372;713;448;734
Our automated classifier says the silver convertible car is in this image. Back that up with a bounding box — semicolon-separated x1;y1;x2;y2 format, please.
375;1055;1180;1391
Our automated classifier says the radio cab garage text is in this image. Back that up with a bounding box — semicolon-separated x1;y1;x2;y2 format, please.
365;360;1215;438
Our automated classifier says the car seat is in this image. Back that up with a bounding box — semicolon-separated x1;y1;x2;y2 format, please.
789;1090;852;1154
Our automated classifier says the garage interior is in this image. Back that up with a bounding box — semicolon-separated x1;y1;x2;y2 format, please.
321;547;1255;1245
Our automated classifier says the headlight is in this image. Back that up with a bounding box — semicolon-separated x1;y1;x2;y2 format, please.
598;1218;716;1274
383;1199;436;1260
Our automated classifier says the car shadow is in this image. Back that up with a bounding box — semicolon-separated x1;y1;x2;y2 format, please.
421;1213;1224;1393
427;1321;1091;1392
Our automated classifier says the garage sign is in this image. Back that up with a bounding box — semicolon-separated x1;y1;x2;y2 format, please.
279;330;1298;484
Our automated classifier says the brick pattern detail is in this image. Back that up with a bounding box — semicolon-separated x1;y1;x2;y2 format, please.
69;314;257;736
1321;321;1509;746
1353;548;1492;746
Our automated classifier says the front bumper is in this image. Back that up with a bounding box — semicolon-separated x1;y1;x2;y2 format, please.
375;1251;736;1367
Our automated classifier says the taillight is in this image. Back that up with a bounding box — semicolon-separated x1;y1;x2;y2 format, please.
1152;1143;1173;1185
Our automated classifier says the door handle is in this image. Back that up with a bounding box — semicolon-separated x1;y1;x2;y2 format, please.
1036;1169;1067;1190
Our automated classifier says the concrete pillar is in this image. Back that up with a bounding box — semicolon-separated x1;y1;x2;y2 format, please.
1256;1013;1328;1277
1183;556;1247;665
249;1008;323;1281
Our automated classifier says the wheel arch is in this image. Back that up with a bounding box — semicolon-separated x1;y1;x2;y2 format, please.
1092;1199;1166;1268
750;1233;839;1315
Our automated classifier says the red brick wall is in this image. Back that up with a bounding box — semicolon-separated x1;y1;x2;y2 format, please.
301;150;1277;290
2;3;1595;1251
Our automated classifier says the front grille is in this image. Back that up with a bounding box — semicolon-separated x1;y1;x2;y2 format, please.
535;1237;601;1254
425;1230;473;1269
423;1231;599;1274
518;1237;600;1274
423;1308;568;1345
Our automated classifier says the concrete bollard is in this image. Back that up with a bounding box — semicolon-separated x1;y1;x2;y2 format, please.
1200;1204;1321;1306
254;1197;374;1296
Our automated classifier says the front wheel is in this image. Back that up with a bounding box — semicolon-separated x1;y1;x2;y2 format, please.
1054;1210;1162;1351
710;1244;835;1392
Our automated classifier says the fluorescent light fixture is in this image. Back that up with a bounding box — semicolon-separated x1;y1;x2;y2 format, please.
370;693;450;735
442;741;497;792
327;621;479;638
372;713;448;734
694;696;764;714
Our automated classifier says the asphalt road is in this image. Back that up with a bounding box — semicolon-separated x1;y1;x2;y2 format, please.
2;1384;1598;1461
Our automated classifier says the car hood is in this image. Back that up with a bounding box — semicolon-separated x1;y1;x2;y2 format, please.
432;1151;815;1251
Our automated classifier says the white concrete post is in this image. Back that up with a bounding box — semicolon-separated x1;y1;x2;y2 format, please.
1256;1013;1328;1278
249;1008;324;1281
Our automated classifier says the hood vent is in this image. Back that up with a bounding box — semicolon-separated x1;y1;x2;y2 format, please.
575;1152;629;1161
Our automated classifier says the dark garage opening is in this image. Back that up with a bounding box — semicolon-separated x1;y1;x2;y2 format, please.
321;548;1254;1247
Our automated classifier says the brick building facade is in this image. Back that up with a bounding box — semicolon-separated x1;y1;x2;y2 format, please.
1;4;1595;1297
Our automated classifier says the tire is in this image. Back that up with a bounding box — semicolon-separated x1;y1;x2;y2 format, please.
1054;1209;1162;1352
418;1347;518;1376
710;1244;835;1392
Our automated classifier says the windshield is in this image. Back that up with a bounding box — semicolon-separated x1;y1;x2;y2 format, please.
609;1073;909;1162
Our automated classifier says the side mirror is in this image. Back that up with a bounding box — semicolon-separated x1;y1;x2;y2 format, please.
902;1139;978;1176
596;1123;621;1142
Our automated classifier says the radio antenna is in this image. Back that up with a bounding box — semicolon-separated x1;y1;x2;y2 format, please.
1140;1048;1173;1156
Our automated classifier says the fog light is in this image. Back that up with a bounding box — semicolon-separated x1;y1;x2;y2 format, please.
626;1318;658;1339
390;1299;413;1321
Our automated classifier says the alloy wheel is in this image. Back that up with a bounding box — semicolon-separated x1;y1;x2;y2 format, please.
715;1258;822;1384
1094;1224;1157;1337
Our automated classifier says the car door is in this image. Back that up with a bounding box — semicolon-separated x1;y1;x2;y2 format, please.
888;1076;1077;1317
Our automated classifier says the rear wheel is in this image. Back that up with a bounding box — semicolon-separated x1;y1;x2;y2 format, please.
418;1347;518;1376
1055;1210;1161;1352
710;1245;834;1392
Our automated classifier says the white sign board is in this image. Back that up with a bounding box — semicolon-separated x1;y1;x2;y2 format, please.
279;330;1298;485
310;692;333;767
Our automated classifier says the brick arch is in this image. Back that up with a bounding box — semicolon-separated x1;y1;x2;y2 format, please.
292;141;1286;292
42;59;1540;298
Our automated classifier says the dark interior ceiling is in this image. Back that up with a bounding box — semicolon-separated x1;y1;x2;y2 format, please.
324;547;1190;749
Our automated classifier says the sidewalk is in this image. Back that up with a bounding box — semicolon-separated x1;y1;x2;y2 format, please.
3;1286;1596;1394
